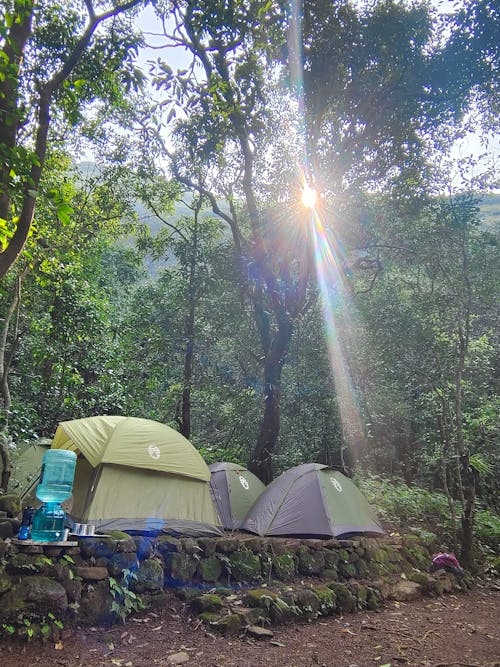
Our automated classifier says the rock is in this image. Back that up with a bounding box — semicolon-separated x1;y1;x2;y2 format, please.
293;588;321;617
243;588;277;607
196;538;216;556
179;538;199;555
107;552;138;576
191;593;224;613
390;580;422;601
131;559;164;592
78;581;115;625
0;538;8;558
297;546;325;575
0;576;68;622
133;536;153;560
166;552;197;582
270;553;296;581
232;606;264;626
166;651;190;664
246;625;274;639
215;538;240;554
327;582;356;612
214;613;241;635
312;585;336;614
197;556;222;582
156;536;182;556
106;531;136;553
0;569;13;593
0;494;22;517
79;536;117;559
0;519;14;539
74;566;109;581
228;549;262;582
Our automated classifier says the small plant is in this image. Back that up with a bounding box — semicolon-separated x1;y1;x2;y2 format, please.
109;569;145;623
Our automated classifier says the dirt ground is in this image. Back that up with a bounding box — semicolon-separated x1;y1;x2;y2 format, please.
0;583;498;667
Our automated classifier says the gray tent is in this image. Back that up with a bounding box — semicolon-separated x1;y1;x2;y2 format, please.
209;462;266;530
241;463;384;538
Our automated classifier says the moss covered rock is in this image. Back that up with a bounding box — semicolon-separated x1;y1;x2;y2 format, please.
270;553;296;581
312;585;336;614
132;559;164;593
297;546;325;575
244;588;277;607
0;494;22;517
191;593;224;613
108;552;138;577
79;536;117;559
156;536;182;556
228;549;261;582
214;613;242;635
0;576;68;622
78;581;115;625
197;556;222;583
165;552;197;582
327;582;356;613
0;569;13;593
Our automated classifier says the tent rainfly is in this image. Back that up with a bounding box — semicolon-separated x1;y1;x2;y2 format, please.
50;416;222;537
209;462;266;530
5;438;51;500
241;463;384;538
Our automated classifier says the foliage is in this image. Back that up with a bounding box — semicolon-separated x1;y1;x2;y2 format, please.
109;569;145;624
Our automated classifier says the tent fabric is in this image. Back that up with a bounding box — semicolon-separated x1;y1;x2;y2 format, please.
52;416;209;480
51;416;221;536
6;439;51;500
209;462;266;530
241;463;384;538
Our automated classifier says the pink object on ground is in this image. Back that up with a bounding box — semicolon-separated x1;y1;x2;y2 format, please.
432;552;461;569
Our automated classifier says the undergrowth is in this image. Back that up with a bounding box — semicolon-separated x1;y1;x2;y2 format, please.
356;473;500;565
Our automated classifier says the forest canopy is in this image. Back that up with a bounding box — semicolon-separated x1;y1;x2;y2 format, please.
0;0;498;567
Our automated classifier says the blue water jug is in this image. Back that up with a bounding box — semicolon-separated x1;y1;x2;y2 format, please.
35;449;77;503
31;449;76;542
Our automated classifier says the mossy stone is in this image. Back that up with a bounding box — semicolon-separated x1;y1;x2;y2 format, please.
294;588;320;618
409;571;436;592
106;531;136;553
191;593;224;613
228;549;261;582
180;538;199;555
355;559;370;578
327;582;356;613
243;588;277;607
0;494;21;517
197;538;216;556
339;562;357;578
79;536;117;559
271;553;296;581
322;567;338;579
0;569;12;593
108;552;138;577
0;576;68;622
215;538;240;554
167;552;197;582
297;546;325;575
215;613;242;635
133;536;153;560
323;549;340;568
156;536;182;556
366;586;382;610
175;587;200;602
312;585;336;614
338;549;350;562
132;558;164;592
78;580;115;625
199;611;220;623
6;553;43;574
197;556;222;583
349;583;368;608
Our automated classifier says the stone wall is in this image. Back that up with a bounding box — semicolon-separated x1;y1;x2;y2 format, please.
0;527;469;638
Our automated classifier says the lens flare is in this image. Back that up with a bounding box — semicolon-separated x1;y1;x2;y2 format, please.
301;185;317;209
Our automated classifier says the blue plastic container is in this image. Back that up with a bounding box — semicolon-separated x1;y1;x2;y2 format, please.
31;449;77;542
31;502;66;542
35;449;77;503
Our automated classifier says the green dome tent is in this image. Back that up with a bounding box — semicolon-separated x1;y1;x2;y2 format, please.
51;416;222;537
209;462;266;530
241;463;384;538
5;438;51;501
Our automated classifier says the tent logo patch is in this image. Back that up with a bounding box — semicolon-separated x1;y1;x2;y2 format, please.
148;445;161;460
239;475;250;490
330;477;343;492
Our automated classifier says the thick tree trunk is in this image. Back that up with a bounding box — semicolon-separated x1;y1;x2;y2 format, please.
248;318;293;484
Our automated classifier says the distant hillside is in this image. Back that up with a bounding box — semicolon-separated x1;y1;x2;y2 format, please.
479;193;500;228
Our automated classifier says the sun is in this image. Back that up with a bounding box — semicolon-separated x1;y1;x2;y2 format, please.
301;184;317;209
